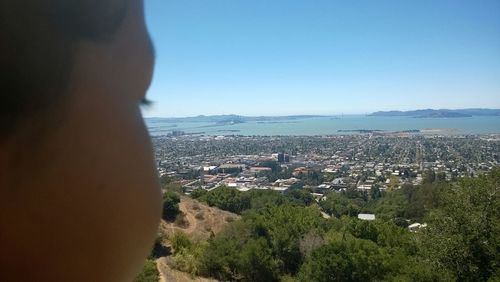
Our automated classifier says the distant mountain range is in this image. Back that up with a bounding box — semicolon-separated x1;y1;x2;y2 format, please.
369;109;500;118
147;110;500;122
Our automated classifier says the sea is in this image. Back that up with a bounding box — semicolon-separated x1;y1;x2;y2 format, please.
146;115;500;136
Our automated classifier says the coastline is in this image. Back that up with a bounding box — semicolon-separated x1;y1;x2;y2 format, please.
146;115;500;137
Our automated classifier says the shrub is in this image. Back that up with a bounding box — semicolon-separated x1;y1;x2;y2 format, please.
149;236;170;259
170;232;192;254
133;260;159;282
162;191;181;222
298;239;390;282
195;212;204;220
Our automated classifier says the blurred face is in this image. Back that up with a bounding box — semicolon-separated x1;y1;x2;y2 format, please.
0;0;162;281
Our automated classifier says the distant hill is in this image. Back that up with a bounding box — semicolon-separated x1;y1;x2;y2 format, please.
370;108;500;118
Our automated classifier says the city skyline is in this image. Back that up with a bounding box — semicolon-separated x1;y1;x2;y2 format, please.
144;0;500;117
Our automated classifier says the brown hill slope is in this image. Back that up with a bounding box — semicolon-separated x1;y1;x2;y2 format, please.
156;196;239;282
159;196;239;241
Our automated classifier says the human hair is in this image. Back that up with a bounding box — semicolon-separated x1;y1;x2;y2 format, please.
0;0;128;140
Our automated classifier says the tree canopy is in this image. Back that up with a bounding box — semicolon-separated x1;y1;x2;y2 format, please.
166;168;500;282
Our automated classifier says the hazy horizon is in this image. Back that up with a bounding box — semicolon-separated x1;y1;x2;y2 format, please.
144;108;500;119
144;0;500;117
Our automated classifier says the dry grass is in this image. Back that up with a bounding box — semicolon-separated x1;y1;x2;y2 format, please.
157;196;240;281
195;212;204;220
157;257;217;282
173;214;190;228
160;196;240;241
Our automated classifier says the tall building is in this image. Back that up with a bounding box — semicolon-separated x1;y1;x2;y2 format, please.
278;153;285;163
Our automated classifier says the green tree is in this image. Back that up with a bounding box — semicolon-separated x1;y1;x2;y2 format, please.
162;191;181;221
402;182;449;221
245;205;324;274
199;204;324;280
419;169;500;281
298;239;391;282
423;169;436;184
236;238;280;282
199;220;254;280
284;189;314;207
247;189;287;210
203;186;251;214
320;192;362;218
189;188;208;199
297;170;324;186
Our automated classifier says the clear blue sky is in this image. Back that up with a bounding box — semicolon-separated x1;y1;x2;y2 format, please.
144;0;500;117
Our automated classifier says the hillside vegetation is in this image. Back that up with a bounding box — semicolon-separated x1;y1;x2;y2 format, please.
136;168;500;282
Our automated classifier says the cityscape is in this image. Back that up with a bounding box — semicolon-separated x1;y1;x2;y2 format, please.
149;128;500;280
3;0;500;281
153;133;500;196
139;0;500;279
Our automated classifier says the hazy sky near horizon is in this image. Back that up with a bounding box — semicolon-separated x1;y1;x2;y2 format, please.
144;0;500;117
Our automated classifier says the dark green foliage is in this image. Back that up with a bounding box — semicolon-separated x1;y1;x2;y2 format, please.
193;186;314;214
401;182;448;221
370;185;382;200
198;186;251;214
347;219;379;243
189;188;208;199
419;168;500;281
326;216;415;252
288;181;304;190
245;205;324;273
198;205;323;280
133;260;159;282
392;217;409;228
284;189;314;207
163;182;184;193
367;190;407;220
246;189;288;210
423;169;437;184
200;221;247;275
366;182;448;222
320;192;364;217
162;190;181;221
176;168;500;282
297;239;391;282
159;174;173;187
199;220;277;281
297;170;324;186
237;238;280;282
149;237;170;259
258;169;293;183
170;232;192;254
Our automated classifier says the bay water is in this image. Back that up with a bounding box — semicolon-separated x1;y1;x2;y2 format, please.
146;115;500;136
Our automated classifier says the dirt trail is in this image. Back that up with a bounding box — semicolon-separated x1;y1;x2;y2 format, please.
176;200;199;234
156;257;216;282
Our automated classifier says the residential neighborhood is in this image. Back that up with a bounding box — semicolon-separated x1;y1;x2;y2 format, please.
153;134;499;195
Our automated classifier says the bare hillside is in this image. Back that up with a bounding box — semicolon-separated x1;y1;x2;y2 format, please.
159;196;239;241
156;196;239;282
